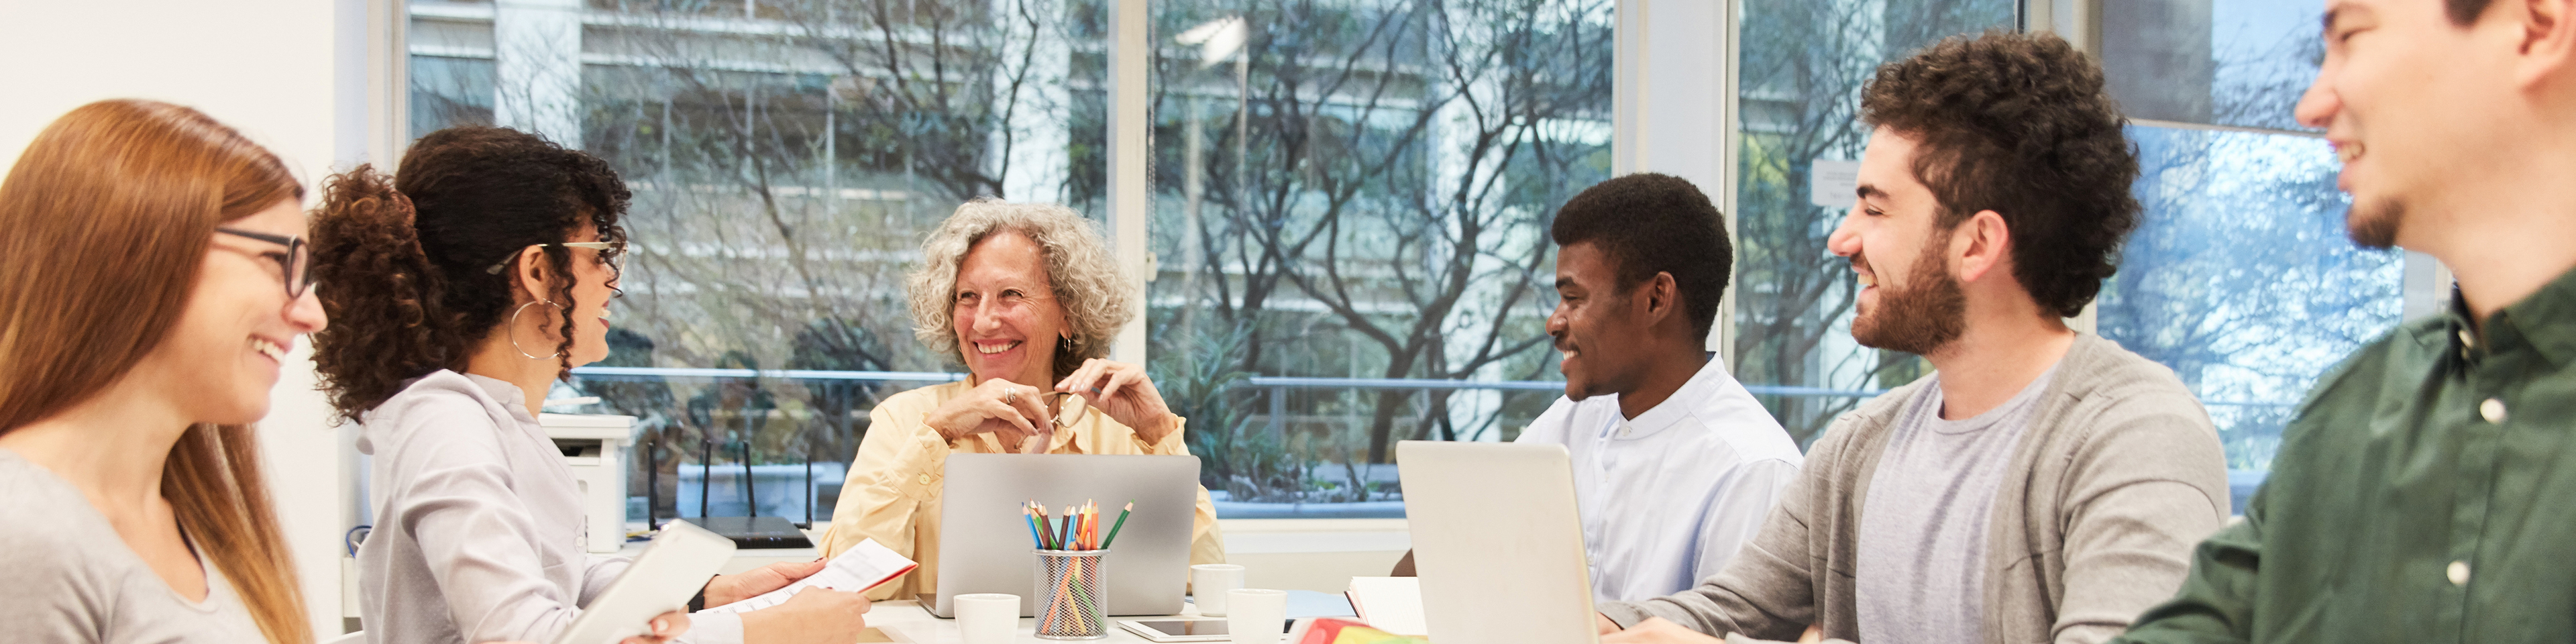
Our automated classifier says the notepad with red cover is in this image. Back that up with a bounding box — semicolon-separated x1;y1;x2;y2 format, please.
696;538;916;614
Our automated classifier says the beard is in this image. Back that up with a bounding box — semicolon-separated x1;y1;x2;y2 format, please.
1850;240;1968;356
2347;196;2403;250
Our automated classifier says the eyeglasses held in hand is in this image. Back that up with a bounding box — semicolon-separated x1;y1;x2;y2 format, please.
1042;390;1090;429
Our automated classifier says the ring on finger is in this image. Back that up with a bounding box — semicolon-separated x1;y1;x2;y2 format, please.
1004;389;1019;405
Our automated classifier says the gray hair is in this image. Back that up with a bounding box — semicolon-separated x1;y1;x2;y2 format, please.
906;199;1134;379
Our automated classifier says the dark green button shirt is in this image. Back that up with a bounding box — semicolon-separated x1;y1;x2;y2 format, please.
2116;267;2576;644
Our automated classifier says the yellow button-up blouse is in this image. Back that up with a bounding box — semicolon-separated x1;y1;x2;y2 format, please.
814;380;1228;601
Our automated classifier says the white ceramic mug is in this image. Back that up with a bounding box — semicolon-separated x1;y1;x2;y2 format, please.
1191;564;1246;616
955;592;1020;644
1225;588;1289;644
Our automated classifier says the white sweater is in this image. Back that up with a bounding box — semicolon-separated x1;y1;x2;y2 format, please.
356;370;744;644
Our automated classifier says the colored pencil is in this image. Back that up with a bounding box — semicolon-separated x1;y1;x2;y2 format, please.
1062;505;1075;549
1048;504;1064;549
1037;502;1060;549
1024;506;1045;548
1101;501;1135;548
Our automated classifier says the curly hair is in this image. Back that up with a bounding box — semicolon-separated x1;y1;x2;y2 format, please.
308;127;630;423
1550;172;1733;340
1861;31;2139;318
906;199;1132;380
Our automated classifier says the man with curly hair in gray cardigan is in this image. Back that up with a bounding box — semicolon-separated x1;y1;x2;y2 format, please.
1597;32;2231;644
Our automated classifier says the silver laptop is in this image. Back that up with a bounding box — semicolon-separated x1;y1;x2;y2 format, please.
1398;440;1601;644
932;453;1201;618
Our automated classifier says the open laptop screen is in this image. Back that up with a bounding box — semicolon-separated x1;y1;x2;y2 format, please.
933;453;1202;618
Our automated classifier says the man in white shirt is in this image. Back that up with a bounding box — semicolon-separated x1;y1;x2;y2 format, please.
1526;172;1803;602
1398;173;1801;602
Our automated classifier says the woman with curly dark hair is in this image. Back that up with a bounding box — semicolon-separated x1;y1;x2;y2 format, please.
309;126;870;644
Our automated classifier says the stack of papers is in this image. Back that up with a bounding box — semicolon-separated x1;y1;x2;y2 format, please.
697;539;916;614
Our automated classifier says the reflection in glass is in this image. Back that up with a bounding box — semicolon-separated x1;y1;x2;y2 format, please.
1729;0;2015;445
411;56;496;138
2101;0;2322;131
2098;126;2400;483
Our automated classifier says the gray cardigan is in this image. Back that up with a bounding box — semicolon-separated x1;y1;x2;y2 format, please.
1599;333;2231;644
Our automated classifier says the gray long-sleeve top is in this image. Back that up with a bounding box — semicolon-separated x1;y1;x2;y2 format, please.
1597;333;2232;644
0;449;266;644
356;370;743;644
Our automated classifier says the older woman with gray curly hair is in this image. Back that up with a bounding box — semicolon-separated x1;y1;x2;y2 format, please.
814;199;1226;601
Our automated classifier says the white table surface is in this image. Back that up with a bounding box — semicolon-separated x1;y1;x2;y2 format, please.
862;599;1216;643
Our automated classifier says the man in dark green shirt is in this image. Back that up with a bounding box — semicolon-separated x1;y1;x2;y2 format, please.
2112;0;2576;642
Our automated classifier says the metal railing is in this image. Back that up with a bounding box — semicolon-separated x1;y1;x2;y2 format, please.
569;366;1894;442
567;366;2287;518
572;366;966;382
1237;376;1884;437
572;365;2288;418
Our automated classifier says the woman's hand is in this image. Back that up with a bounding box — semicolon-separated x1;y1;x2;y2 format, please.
702;559;826;608
631;610;688;644
926;377;1056;453
1055;358;1177;444
739;588;874;644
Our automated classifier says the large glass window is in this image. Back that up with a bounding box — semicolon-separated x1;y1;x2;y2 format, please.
2096;0;2404;510
1728;0;2017;445
2098;127;2397;506
1730;0;2404;515
409;0;2397;528
407;0;1107;527
1145;1;1613;517
406;0;1603;525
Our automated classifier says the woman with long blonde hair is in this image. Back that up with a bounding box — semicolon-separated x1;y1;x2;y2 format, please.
0;100;324;643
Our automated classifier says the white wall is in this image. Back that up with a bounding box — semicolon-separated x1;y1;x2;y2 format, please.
0;0;363;636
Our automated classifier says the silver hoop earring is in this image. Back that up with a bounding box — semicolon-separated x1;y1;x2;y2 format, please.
510;300;568;360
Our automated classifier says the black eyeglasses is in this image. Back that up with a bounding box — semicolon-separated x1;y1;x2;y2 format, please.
215;227;313;299
486;241;627;276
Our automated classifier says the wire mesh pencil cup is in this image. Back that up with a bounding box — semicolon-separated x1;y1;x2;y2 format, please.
1034;549;1111;639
